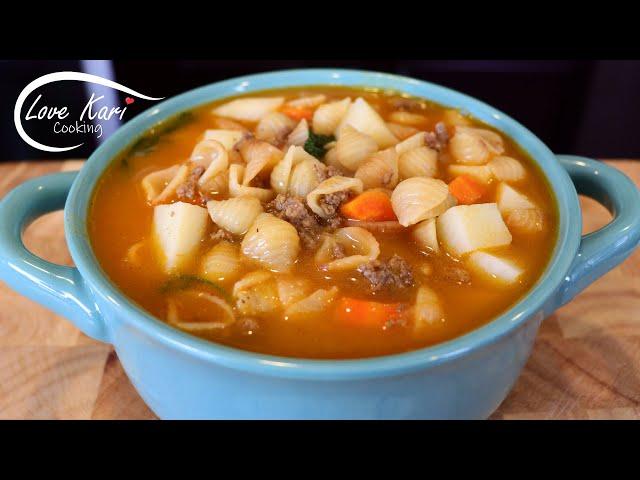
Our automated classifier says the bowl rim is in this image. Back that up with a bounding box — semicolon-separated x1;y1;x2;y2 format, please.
65;68;582;380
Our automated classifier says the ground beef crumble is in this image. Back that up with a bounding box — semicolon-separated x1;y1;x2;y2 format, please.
357;254;414;292
440;264;471;285
318;190;350;217
389;98;424;112
425;122;449;151
314;163;344;182
176;165;205;202
266;194;324;249
325;214;343;229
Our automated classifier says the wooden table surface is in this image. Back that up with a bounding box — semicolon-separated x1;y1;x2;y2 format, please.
0;159;638;420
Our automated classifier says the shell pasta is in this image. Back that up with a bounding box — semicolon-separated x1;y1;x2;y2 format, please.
90;86;557;359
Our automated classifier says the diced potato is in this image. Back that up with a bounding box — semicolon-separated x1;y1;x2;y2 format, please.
437;203;512;256
338;97;398;148
496;183;536;214
448;164;493;184
212;97;284;122
203;130;246;150
153;202;209;272
467;251;523;285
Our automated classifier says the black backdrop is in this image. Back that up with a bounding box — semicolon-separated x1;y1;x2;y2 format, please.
2;60;639;161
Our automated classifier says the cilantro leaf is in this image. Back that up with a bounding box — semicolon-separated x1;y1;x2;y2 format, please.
304;130;335;159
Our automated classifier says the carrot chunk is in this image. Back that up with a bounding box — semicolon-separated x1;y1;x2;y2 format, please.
280;106;314;121
340;190;397;222
448;174;486;205
334;297;404;328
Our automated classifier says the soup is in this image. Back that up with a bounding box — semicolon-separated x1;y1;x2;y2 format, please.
90;86;557;359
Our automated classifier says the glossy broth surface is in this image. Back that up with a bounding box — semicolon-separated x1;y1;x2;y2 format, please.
90;86;557;358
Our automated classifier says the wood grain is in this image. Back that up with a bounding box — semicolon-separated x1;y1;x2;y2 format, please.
0;159;638;420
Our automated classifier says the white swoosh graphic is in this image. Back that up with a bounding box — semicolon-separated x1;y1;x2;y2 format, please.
14;71;164;153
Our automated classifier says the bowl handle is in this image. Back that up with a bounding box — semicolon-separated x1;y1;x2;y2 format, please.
0;172;108;342
556;155;640;306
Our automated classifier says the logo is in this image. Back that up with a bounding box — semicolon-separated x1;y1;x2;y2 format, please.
14;71;164;152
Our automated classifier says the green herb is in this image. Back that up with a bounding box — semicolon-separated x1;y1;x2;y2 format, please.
160;274;232;304
304;130;335;159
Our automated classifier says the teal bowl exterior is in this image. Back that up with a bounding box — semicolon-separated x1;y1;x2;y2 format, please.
1;69;639;419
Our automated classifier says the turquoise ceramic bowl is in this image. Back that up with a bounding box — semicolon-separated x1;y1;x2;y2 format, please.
1;69;639;419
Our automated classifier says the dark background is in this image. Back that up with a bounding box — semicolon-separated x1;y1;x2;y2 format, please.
2;60;639;161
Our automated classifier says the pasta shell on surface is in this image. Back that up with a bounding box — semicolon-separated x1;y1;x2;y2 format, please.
276;276;313;307
504;208;545;234
232;270;281;316
314;227;380;272
323;146;341;169
335;124;378;171
167;290;235;331
398;146;438;179
306;176;364;218
212;97;285;123
200;241;242;283
228;148;244;165
285;94;327;109
241;213;301;272
413;286;444;335
488;156;527;183
337;97;398;148
228;164;275;202
447;164;494;184
413;218;439;253
206;196;263;235
354;148;399;190
141;165;180;203
289;159;324;197
387;122;420;140
284;287;339;321
255;112;296;145
388;110;429;128
190;138;225;169
200;170;229;197
238;139;284;186
312;97;351;135
191;139;229;187
287;119;310;147
203;129;247;150
270;145;318;194
449;126;504;165
232;270;273;297
150;164;190;205
395;132;426;156
391;177;453;227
